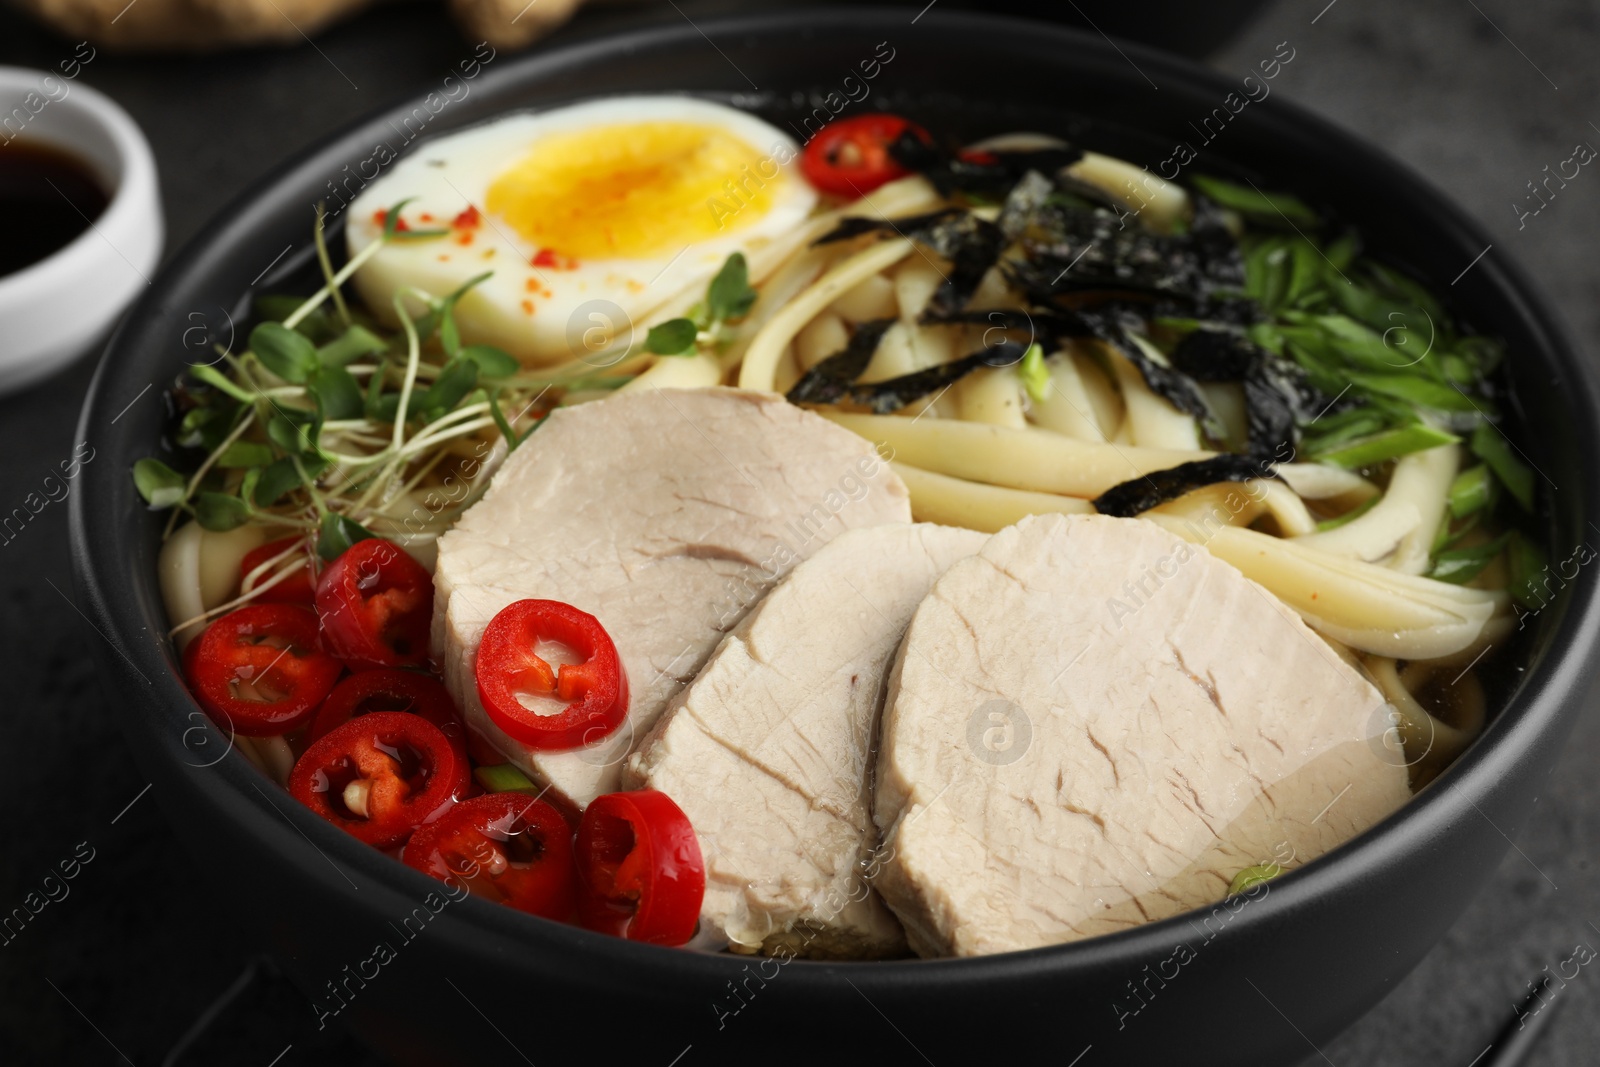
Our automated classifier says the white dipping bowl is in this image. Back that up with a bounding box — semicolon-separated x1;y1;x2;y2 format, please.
0;67;163;395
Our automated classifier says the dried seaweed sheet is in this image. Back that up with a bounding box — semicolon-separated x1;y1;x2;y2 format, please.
783;318;898;406
788;339;1029;415
1092;455;1280;518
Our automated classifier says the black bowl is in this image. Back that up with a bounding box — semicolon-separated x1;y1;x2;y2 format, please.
71;9;1600;1066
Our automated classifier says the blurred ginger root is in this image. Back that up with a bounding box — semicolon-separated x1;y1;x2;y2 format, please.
12;0;593;51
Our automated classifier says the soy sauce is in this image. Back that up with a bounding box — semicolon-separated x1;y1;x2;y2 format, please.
0;140;109;278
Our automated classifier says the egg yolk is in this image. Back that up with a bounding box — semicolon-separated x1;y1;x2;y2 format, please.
484;121;781;260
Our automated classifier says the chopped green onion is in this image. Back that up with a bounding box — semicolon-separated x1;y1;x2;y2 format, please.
1448;465;1494;519
1192;174;1319;228
473;764;543;795
1228;863;1284;895
1313;423;1460;470
1428;533;1509;585
1018;343;1049;403
1470;423;1536;512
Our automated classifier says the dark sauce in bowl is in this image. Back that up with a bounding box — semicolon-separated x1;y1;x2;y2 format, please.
0;139;109;279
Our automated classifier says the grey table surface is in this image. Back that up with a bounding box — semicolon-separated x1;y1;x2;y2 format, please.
0;0;1596;1063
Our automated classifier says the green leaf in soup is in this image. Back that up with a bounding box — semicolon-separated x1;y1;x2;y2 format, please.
317;325;388;368
251;321;319;383
194;492;249;531
268;412;319;455
368;392;402;424
645;318;699;356
440;304;461;358
132;458;186;510
317;512;380;561
188;362;255;404
1470;422;1536;511
255;294;336;340
253;454;328;507
308;364;364;421
420;357;479;417
1428;533;1510;585
215;441;275;469
707;252;757;322
1190;174;1320;228
460;344;519;378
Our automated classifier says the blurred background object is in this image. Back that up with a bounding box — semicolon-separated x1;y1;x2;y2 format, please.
5;0;1271;55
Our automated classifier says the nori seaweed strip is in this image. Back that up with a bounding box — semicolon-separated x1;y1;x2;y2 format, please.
1011;198;1246;299
1169;327;1337;458
812;209;961;247
784;318;898;406
1170;327;1260;382
886;132;1085;199
795;341;1030;415
1091;455;1281;518
1061;305;1219;433
924;214;1006;318
811;208;1005;319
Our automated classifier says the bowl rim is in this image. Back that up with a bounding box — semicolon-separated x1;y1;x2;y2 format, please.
70;4;1600;991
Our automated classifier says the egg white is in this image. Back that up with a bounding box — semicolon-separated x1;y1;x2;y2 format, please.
346;96;816;367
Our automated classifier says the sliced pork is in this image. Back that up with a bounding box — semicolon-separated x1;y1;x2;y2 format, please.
432;387;910;812
626;524;986;958
873;513;1411;958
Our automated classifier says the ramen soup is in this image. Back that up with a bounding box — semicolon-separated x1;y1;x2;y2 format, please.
134;98;1535;958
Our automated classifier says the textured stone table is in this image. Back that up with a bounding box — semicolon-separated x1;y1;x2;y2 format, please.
0;0;1593;1063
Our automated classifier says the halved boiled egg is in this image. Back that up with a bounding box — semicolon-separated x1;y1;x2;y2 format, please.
346;97;816;367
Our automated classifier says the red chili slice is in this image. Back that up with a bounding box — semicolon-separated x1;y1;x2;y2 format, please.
189;604;342;737
240;536;318;605
575;789;704;945
474;599;628;751
306;669;467;759
288;711;467;848
800;114;931;198
315;538;434;671
404;793;577;920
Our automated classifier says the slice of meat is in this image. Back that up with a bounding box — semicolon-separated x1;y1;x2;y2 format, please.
874;513;1412;958
432;387;910;813
625;524;987;958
